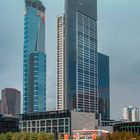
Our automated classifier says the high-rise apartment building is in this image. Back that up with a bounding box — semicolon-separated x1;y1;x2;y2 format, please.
57;0;98;113
23;0;46;113
122;106;139;122
98;53;110;120
1;88;21;116
57;15;65;110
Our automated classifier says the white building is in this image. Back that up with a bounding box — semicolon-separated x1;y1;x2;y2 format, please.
122;106;139;122
57;15;65;110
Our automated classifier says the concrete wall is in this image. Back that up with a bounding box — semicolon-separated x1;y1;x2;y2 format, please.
71;111;98;132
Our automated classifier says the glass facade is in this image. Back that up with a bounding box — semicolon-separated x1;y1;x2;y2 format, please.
23;0;46;113
63;0;98;113
20;110;71;134
98;53;110;120
76;12;98;113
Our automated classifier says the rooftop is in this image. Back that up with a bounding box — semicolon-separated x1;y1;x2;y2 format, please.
25;0;45;13
20;110;71;120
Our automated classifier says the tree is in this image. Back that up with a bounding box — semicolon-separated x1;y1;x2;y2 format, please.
4;132;13;140
11;133;18;140
37;133;48;140
20;132;31;140
29;133;38;140
0;134;7;140
47;133;54;140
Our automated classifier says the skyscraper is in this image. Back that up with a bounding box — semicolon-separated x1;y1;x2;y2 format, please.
23;0;46;113
57;0;98;113
57;15;65;110
122;106;139;122
1;88;21;116
98;52;110;120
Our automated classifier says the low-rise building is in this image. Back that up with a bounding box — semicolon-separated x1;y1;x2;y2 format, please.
20;110;98;134
114;121;140;134
98;119;117;132
0;114;19;133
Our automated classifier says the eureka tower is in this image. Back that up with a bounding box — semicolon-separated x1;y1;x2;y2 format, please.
23;0;46;113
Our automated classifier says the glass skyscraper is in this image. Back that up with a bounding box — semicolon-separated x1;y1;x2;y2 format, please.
57;0;98;113
23;0;46;113
98;52;110;120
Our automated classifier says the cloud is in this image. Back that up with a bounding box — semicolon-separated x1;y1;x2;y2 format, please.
0;0;140;120
98;0;140;119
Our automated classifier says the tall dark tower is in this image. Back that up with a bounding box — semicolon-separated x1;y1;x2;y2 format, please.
57;0;98;113
98;53;110;120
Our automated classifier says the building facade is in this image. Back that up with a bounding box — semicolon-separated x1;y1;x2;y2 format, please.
57;15;65;110
20;110;98;134
1;88;21;116
0;114;19;133
114;122;140;134
98;53;110;120
122;106;139;122
23;0;46;113
57;0;98;113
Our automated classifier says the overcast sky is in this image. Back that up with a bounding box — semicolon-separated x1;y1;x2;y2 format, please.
0;0;140;120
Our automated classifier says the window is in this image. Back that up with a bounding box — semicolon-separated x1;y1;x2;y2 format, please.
65;126;69;133
65;119;69;125
52;127;57;133
40;127;45;132
59;119;64;125
52;120;57;126
32;121;35;127
40;120;45;126
59;127;64;133
46;127;51;133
